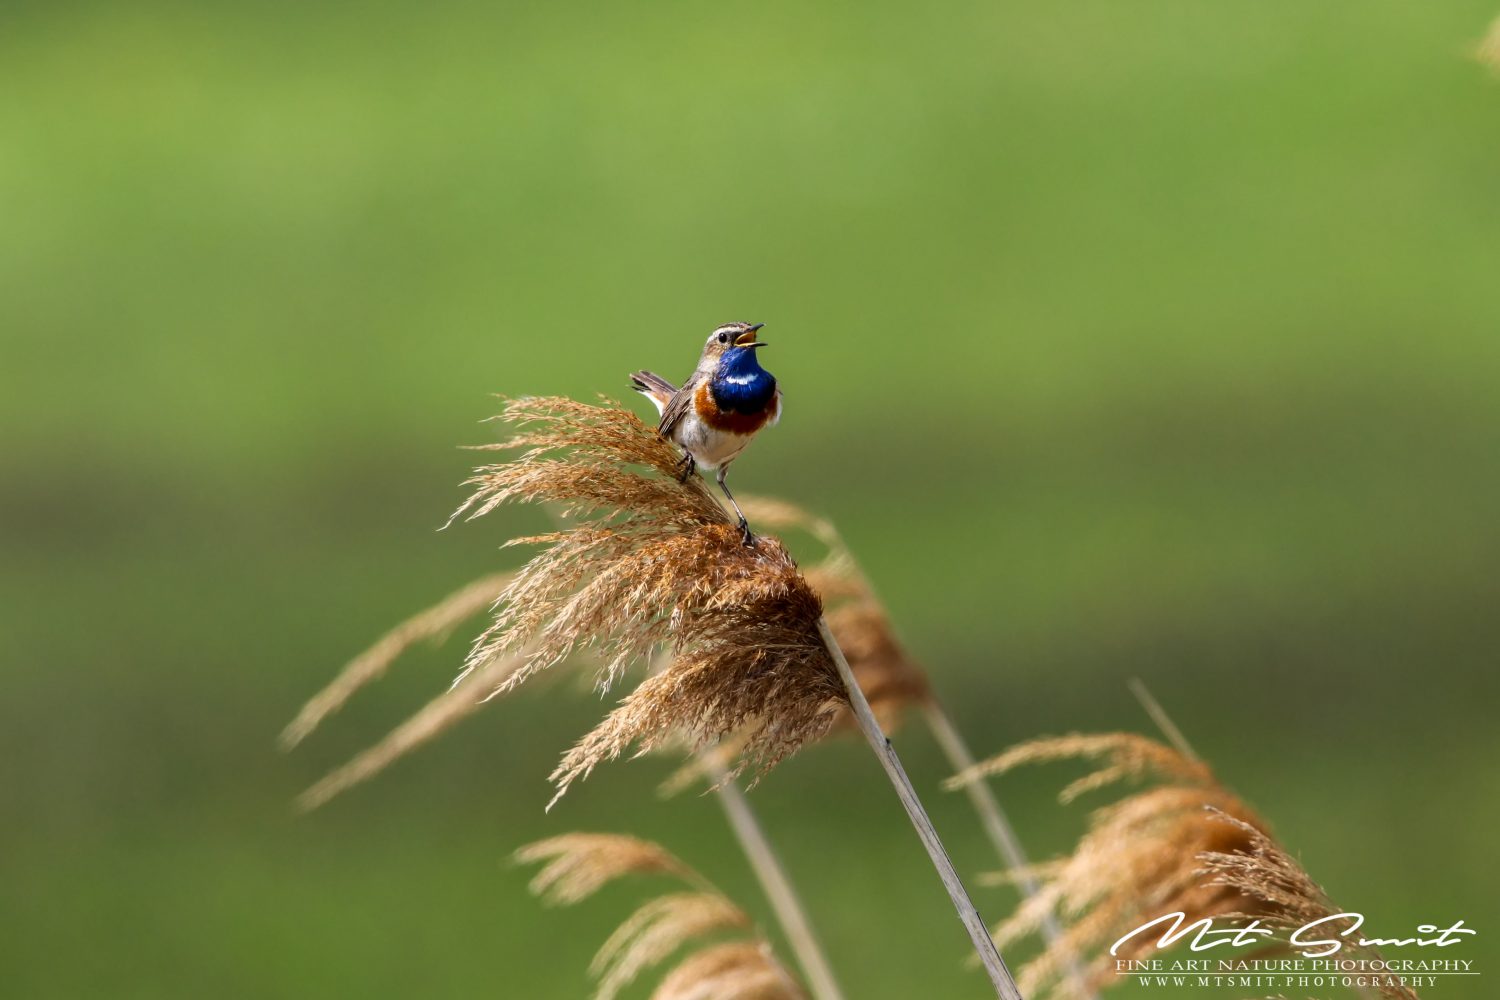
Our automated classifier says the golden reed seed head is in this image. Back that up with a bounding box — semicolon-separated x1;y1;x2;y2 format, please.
944;733;1420;1000
946;731;1215;804
1196;809;1340;930
657;595;930;796
653;495;932;797
514;833;704;906
446;397;846;806
515;832;804;1000
1196;810;1417;1000
737;495;931;730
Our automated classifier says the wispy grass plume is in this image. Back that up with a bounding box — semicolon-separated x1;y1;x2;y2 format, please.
280;571;521;808
517;832;713;904
448;398;845;806
294;645;529;810
516;832;805;1000
653;941;805;1000
280;572;512;751
948;733;1419;1000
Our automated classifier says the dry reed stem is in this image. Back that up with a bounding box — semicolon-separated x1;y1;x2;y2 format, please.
821;602;931;729
949;733;1420;1000
1126;677;1199;761
280;572;511;749
516;832;804;1000
927;705;1096;1000
817;618;1023;1000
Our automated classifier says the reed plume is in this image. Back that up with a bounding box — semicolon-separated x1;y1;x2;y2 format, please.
517;832;713;903
736;497;929;730
1198;811;1418;1000
948;733;1419;1000
516;832;805;1000
444;397;845;805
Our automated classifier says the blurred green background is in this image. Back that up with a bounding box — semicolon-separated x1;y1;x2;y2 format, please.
4;2;1498;997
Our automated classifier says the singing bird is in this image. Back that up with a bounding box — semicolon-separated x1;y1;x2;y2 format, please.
631;321;781;545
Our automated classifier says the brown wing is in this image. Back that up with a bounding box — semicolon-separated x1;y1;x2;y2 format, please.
657;375;700;439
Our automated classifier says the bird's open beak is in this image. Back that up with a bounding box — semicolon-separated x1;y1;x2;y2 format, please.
735;323;767;348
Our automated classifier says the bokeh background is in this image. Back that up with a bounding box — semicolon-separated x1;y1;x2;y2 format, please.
5;2;1499;997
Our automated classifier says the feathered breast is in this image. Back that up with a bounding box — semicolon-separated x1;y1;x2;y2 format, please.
695;380;779;434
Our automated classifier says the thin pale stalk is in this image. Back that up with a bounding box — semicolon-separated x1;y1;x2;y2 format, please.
1127;677;1199;761
921;700;1096;1000
809;519;1077;991
817;618;1023;1000
702;754;847;1000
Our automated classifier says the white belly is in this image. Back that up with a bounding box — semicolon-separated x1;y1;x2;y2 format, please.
673;412;752;470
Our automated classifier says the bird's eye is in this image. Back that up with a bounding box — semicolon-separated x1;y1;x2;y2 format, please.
717;332;728;343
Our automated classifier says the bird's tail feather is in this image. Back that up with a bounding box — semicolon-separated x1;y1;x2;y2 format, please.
630;370;676;415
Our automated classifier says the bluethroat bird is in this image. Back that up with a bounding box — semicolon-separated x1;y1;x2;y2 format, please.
631;321;781;545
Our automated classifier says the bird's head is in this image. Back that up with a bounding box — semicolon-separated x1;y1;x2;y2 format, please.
698;322;766;367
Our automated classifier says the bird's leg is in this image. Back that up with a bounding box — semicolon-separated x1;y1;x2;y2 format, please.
675;452;696;483
715;465;754;546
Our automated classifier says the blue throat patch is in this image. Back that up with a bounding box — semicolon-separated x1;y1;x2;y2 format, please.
709;348;777;414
